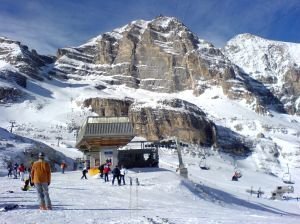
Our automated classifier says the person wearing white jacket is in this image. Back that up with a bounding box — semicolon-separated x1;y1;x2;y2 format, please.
119;166;127;185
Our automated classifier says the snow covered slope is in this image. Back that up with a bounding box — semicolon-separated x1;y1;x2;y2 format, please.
0;36;54;103
0;127;72;175
224;33;300;114
0;152;299;224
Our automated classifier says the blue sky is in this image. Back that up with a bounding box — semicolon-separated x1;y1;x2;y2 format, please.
0;0;299;55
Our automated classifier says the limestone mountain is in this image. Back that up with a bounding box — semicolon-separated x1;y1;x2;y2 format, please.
224;33;300;114
52;16;288;115
54;17;237;91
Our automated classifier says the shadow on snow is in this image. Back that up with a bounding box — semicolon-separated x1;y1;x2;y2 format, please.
181;179;300;217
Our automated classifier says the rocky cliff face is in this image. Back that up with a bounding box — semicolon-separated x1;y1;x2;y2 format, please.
81;97;217;145
129;98;217;145
82;97;133;116
53;17;243;95
224;33;300;114
0;37;54;102
53;17;291;115
0;37;54;81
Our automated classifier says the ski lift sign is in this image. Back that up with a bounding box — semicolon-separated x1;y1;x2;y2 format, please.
104;151;113;156
104;150;113;162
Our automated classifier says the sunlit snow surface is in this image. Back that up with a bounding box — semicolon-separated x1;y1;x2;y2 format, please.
0;151;299;224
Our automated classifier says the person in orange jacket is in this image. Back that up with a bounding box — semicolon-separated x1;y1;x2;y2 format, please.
31;152;52;210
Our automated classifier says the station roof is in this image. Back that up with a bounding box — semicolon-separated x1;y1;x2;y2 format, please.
76;116;135;150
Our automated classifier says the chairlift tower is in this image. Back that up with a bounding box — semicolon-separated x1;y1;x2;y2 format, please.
174;137;188;178
157;135;188;178
56;136;63;147
9;120;16;133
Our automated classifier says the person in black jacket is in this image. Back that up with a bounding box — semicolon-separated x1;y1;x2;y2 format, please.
111;165;120;185
7;163;13;178
98;164;105;178
81;167;88;180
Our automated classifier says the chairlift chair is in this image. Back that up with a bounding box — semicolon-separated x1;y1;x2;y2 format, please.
282;173;295;184
282;164;295;184
199;157;210;170
234;169;242;178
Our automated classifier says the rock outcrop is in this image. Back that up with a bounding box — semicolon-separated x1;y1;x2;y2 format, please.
82;97;133;116
81;97;217;146
0;37;55;103
0;86;23;103
0;37;54;81
128;98;217;145
224;33;300;114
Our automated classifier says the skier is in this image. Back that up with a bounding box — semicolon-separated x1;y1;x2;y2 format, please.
18;163;26;181
106;158;112;166
231;172;238;181
7;163;13;178
81;167;88;179
60;161;67;174
112;165;120;185
13;163;19;179
21;178;31;191
31;152;52;210
120;165;127;185
257;187;262;198
27;161;34;186
98;164;105;178
103;164;111;182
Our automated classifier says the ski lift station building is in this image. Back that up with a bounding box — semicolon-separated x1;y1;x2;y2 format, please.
75;116;159;171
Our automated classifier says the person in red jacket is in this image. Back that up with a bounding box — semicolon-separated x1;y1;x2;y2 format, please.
103;164;111;182
31;152;52;210
18;163;25;181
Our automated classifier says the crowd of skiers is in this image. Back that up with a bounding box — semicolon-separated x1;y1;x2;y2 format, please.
7;162;32;182
81;159;127;186
7;155;128;211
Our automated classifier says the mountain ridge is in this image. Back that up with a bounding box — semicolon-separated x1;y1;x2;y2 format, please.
224;33;300;114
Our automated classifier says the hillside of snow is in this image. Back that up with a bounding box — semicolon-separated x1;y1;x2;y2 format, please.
224;33;300;114
0;126;75;176
224;33;300;79
0;149;299;224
